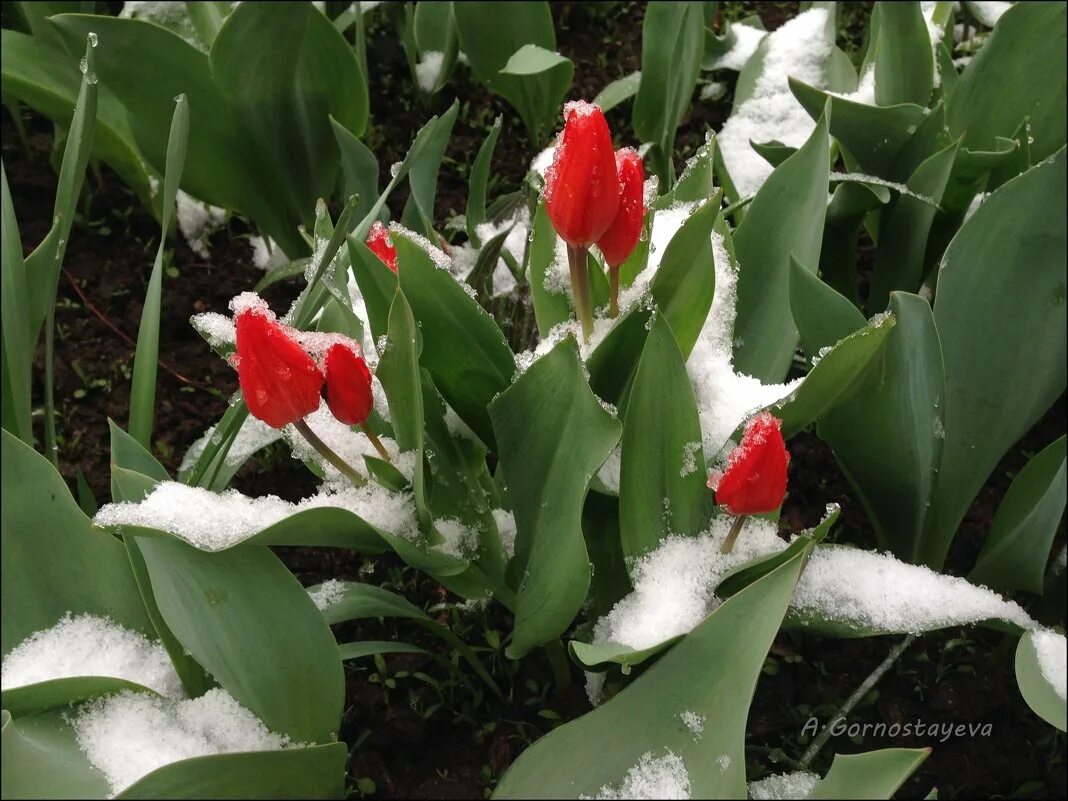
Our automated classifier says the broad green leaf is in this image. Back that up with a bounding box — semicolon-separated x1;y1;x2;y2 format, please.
947;2;1067;163
817;181;890;306
872;2;934;107
648;191;721;357
1;709;110;799
489;339;621;658
185;1;231;49
118;743;347;799
819;294;945;563
924;151;1066;568
1015;630;1067;732
330;116;379;226
401;100;458;240
970;436;1067;594
129;96;188;448
619;315;713;562
632;1;705;185
593;70;640;113
136;537;343;743
395;231;515;448
377;290;424;452
586;304;653;412
2;676;158;719
466;115;502;244
869;137;959;310
733;107;830;382
500;43;571;76
809;748;930;799
452;1;561;143
789;256;868;362
1;163;31;444
0;29;155;210
774;309;895;438
654;133;715;209
1;431;153;654
494;551;806;798
413;0;459;92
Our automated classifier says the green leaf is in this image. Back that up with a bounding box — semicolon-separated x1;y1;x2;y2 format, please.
789;256;868;362
338;641;429;661
377;290;424;453
1015;630;1067;732
819;293;945;563
1;709;111;799
970;436;1067;594
809;748;931;799
330;116;379;226
494;551;806;798
348;237;398;344
872;2;934;107
395;231;515;448
2;676;158;719
947;2;1067;163
501;43;571;76
869;137;959;311
527;198;572;336
632;1;704;185
924;150;1066;568
648;191;721;357
452;1;561;143
184;1;230;49
586;304;653;412
1;163;32;444
465;115;502;244
413;0;459;92
118;743;347;799
817;181;890;306
593;70;641;113
1;430;153;654
733;106;830;382
136;537;343;743
489;339;621;658
619;315;713;562
129;95;188;449
401;100;458;240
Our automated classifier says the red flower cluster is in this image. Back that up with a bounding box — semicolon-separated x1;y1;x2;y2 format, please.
711;412;790;515
544;101;644;266
234;304;374;430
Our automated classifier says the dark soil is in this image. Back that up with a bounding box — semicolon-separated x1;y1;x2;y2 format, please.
2;2;1065;799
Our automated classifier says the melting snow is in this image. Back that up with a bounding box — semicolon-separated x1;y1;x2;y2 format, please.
175;191;227;258
73;689;294;796
1032;629;1067;702
307;579;348;611
249;235;289;271
1;614;184;699
679;710;705;740
748;771;820;800
717;8;833;197
585;751;691;800
493;508;518;561
709;22;766;71
415;50;445;92
967;1;1012;27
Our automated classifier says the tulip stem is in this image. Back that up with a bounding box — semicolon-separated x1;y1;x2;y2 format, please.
609;266;620;318
292;418;367;487
359;423;392;463
566;244;594;342
721;515;748;554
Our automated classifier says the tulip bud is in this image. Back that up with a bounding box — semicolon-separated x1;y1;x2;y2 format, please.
323;343;374;426
234;308;324;429
710;412;790;515
366;221;399;273
544;101;620;248
596;148;645;268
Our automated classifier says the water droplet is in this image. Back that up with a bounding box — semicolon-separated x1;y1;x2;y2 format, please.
88;32;98;47
85;73;98;85
173;95;182;103
79;57;88;74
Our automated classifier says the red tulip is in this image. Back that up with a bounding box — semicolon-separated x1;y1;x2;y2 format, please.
366;221;398;273
710;412;790;515
596;148;645;268
544;101;620;248
323;343;374;426
234;308;323;429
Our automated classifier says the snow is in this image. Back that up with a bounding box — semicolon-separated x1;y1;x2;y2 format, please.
963;192;989;223
591;517;785;651
73;689;293;796
173;191;227;258
585;670;607;707
748;771;820;800
434;518;477;559
967;1;1011;27
249;235;289;272
190;312;236;350
791;545;1036;634
686;231;800;458
307;579;348;611
597;445;623;494
1;614;184;699
416;50;445;92
717;8;833;197
493;508;518;561
180;415;282;476
679;710;705;740
283;406;410;487
700;81;727;102
119;1;203;48
1032;629;1066;702
450;207;529;297
710;22;766;71
94;479;419;552
585;751;691;800
531;145;556;178
679;442;703;478
830;66;876;106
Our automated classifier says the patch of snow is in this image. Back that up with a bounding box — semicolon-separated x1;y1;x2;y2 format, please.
73;688;294;796
416;50;445;92
283;406;410;487
1031;629;1066;702
585;670;607;707
307;579;347;611
586;751;691;800
174;191;227;258
679;710;705;740
1;614;183;699
249;235;289;272
830;65;876;106
748;771;820;800
531;145;556;178
967;1;1011;27
597;445;622;494
718;8;833;197
119;1;203;48
493;508;518;561
434;518;477;559
190;311;236;350
710;22;766;71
